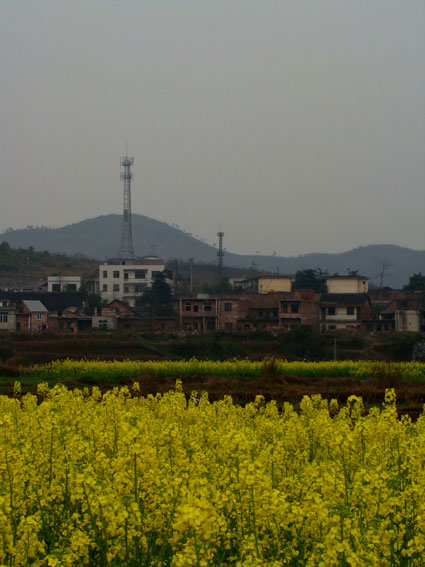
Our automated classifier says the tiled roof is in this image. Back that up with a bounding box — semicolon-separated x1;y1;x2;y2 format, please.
0;292;86;310
22;300;48;313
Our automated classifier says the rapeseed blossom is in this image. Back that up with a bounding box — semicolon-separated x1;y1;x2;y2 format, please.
0;383;424;566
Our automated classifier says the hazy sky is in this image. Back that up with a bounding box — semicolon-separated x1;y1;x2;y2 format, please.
1;0;424;256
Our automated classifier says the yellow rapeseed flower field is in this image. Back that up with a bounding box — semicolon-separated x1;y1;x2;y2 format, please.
1;380;425;566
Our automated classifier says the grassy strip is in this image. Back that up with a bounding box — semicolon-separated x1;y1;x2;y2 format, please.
23;358;425;382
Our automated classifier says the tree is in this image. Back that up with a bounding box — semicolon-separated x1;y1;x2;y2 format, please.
137;272;173;316
83;294;105;316
403;273;425;292
204;277;234;295
377;260;394;291
292;269;327;293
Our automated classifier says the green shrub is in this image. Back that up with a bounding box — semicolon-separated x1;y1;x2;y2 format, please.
0;341;12;362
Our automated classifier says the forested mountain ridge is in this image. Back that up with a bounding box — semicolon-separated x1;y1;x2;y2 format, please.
1;215;423;288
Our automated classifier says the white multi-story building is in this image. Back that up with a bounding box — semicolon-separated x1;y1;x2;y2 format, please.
99;257;172;307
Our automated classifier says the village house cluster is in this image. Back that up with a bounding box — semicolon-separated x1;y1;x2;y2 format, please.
0;265;424;334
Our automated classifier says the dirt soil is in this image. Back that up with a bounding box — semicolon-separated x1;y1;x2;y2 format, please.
22;373;423;421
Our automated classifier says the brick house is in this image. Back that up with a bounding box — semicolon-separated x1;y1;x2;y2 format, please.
245;293;281;331
0;291;88;332
366;290;425;333
19;300;49;332
176;296;218;332
367;294;424;333
279;289;321;330
218;297;251;332
92;299;145;330
175;296;251;333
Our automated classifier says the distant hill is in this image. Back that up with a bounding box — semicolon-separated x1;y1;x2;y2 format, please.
1;214;424;288
0;242;98;281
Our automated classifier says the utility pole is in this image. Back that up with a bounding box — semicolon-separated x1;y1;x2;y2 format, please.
189;258;193;293
174;259;178;293
217;230;224;279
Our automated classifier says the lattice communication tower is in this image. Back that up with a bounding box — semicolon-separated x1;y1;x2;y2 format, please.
117;155;135;260
217;230;224;278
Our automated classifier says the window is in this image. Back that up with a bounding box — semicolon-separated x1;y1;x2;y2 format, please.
103;284;108;292
152;271;162;278
113;271;120;278
0;312;8;323
273;310;278;318
290;304;299;313
135;270;147;279
193;305;199;313
113;284;120;292
67;284;77;291
281;303;288;313
36;313;42;320
52;284;61;292
124;272;129;280
98;320;108;329
347;306;355;315
103;270;108;278
224;303;232;312
185;303;191;311
204;303;212;312
124;286;129;293
328;307;336;316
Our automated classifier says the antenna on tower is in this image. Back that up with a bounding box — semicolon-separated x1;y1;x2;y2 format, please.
217;226;224;279
117;151;135;260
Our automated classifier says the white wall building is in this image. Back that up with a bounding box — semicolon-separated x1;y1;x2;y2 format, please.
325;275;368;294
47;276;82;293
237;276;293;294
395;310;421;332
0;300;16;331
99;257;172;307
